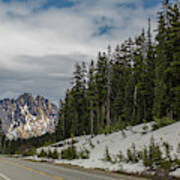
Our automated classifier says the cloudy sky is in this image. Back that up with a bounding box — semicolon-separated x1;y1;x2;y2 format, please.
0;0;161;104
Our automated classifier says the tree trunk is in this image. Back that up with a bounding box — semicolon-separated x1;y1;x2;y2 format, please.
102;105;106;127
106;56;111;126
133;86;137;121
170;79;173;120
97;106;100;133
90;99;94;137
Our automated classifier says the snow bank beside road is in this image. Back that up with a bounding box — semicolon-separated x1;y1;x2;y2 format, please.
34;121;180;177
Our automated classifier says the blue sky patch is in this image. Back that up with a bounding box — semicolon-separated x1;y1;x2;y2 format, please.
2;0;76;9
116;3;137;10
1;0;161;10
93;25;114;37
142;0;161;8
2;0;28;2
41;0;75;9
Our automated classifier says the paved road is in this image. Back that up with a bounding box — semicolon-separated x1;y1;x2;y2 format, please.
0;156;148;180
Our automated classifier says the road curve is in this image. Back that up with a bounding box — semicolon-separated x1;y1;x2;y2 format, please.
0;156;148;180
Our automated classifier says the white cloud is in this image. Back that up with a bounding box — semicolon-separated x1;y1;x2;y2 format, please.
0;0;161;103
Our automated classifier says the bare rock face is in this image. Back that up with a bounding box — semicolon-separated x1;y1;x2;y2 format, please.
0;93;57;140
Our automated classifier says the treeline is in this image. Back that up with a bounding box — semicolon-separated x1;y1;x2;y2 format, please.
56;0;180;139
0;118;57;155
0;132;56;154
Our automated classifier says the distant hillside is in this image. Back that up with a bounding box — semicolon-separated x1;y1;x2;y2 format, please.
0;93;57;139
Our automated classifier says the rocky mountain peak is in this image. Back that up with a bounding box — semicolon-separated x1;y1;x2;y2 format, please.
0;93;58;140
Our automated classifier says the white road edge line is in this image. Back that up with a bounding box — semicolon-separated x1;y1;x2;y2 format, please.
0;173;11;180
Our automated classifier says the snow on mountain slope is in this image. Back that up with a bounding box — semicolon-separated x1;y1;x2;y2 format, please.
37;121;180;176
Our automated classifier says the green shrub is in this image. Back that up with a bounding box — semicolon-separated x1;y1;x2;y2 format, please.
111;119;126;132
126;148;133;163
101;137;180;178
142;123;148;135
140;139;179;173
79;147;90;159
61;146;79;160
47;149;53;158
103;147;112;162
159;159;172;170
177;143;180;154
163;142;172;161
126;143;140;163
117;150;125;162
152;117;175;130
142;146;149;167
132;143;139;163
142;137;163;169
142;125;148;131
22;147;36;157
113;138;180;177
104;126;112;135
51;149;59;159
89;139;95;149
38;149;48;158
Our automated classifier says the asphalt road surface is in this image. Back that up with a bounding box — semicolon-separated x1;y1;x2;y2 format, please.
0;156;148;180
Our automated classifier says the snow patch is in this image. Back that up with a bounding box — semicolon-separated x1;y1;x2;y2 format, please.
35;121;180;177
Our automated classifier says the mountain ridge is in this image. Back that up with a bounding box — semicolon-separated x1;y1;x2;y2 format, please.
0;93;58;140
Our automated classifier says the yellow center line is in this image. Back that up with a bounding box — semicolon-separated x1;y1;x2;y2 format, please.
0;159;64;180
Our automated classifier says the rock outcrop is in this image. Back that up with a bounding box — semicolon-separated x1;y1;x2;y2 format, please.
0;93;57;139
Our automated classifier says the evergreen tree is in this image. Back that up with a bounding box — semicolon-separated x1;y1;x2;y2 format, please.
55;100;65;141
121;38;135;124
87;60;96;136
95;52;108;132
71;62;88;135
106;45;112;127
165;2;180;120
153;11;167;119
0;118;3;152
144;18;155;122
154;0;180;120
133;29;147;123
111;44;125;123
